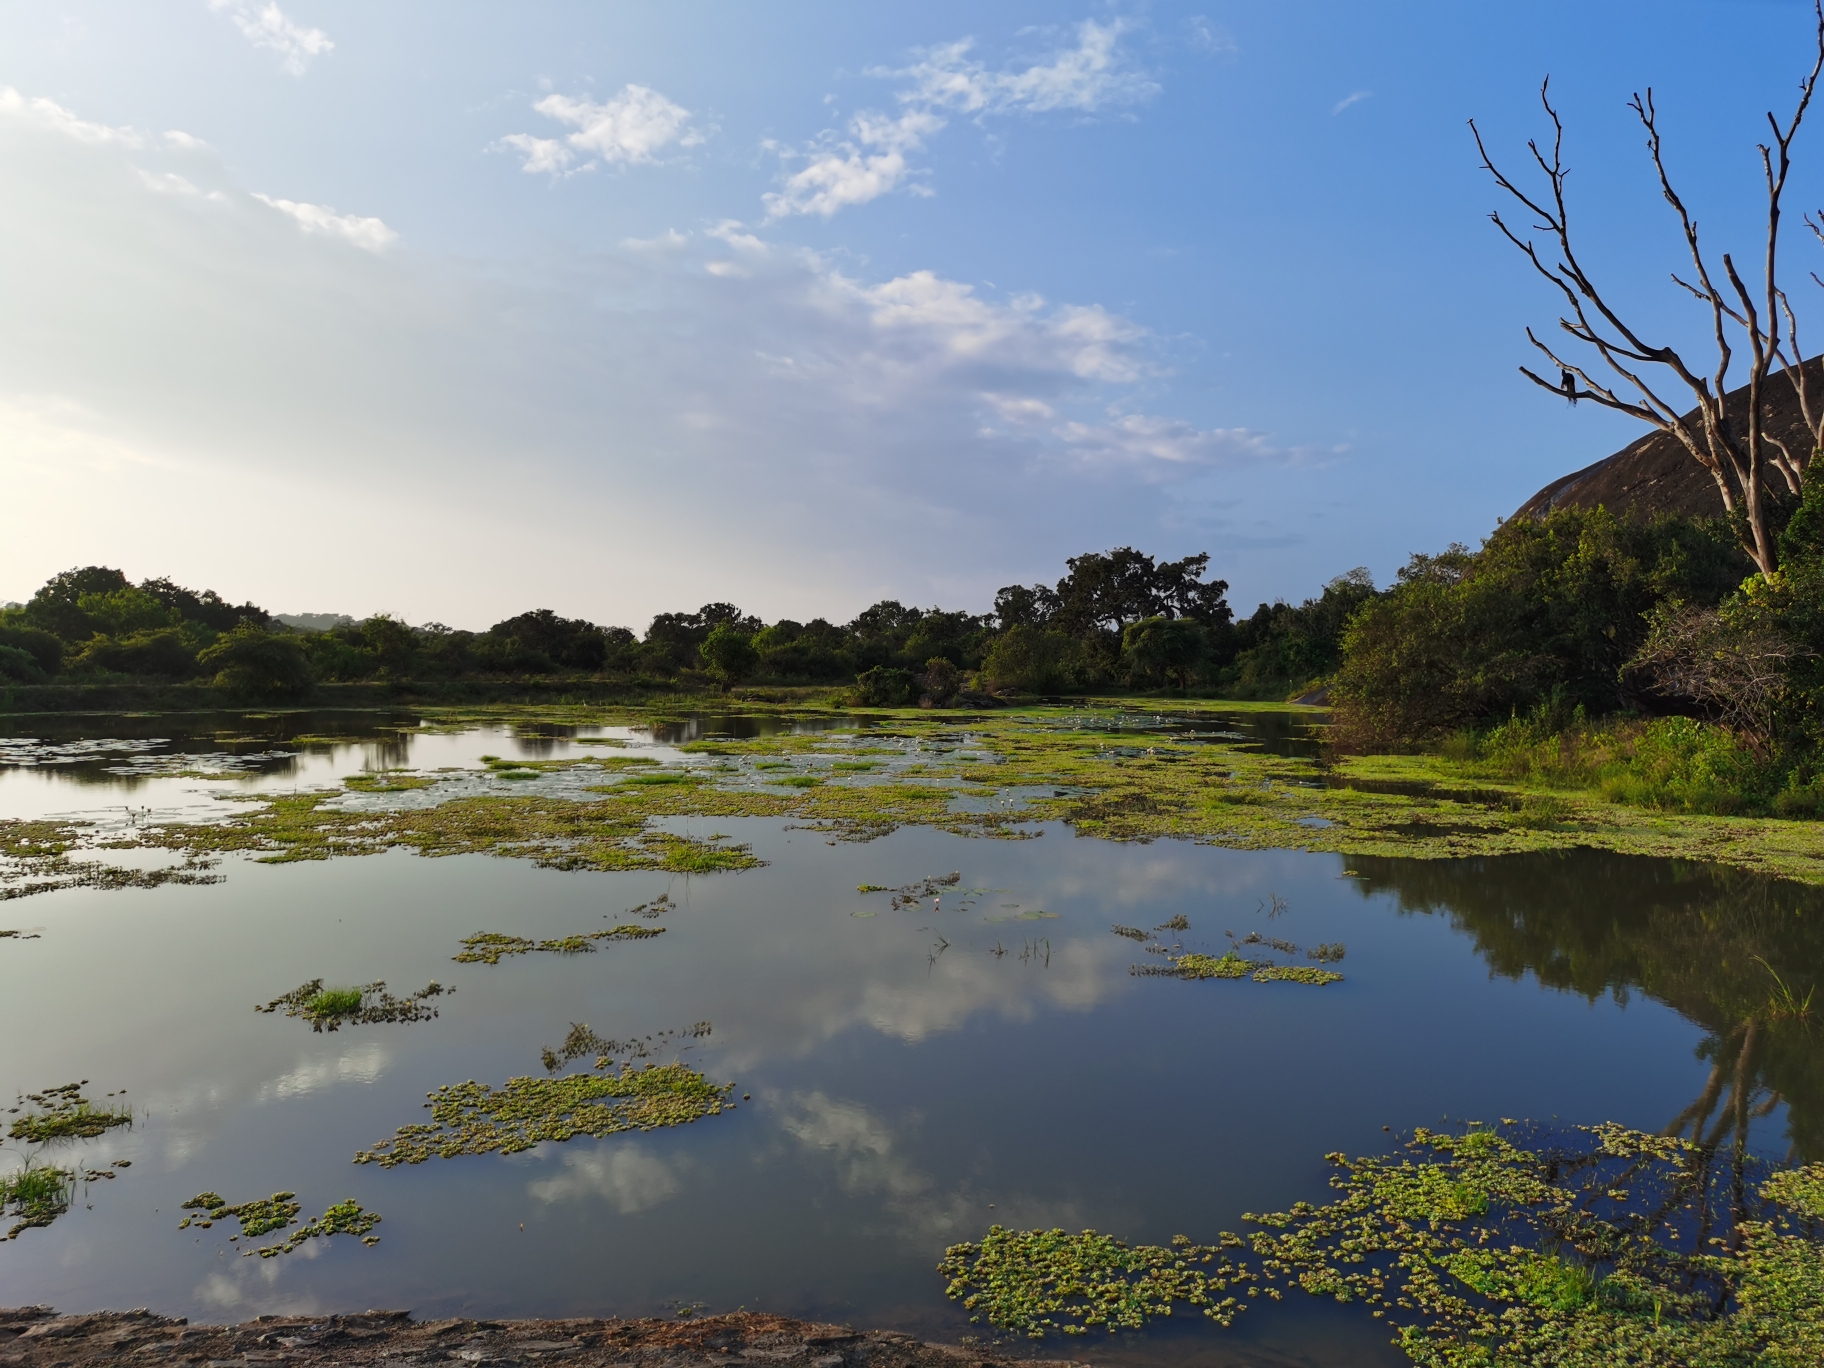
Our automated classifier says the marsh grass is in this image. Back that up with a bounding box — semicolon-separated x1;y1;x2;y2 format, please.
1;1161;73;1238
9;1083;132;1142
255;980;443;1031
453;925;663;965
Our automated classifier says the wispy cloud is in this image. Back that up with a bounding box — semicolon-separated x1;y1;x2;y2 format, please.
498;85;703;175
891;19;1159;116
208;1;333;76
1332;90;1373;115
0;86;147;147
252;194;397;251
766;18;1158;219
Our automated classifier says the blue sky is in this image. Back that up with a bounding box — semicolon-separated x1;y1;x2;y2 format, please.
1;1;1817;628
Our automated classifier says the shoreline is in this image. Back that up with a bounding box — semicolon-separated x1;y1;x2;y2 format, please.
0;1308;1075;1368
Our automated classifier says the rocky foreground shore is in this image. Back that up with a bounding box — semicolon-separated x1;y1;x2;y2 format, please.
0;1309;1077;1368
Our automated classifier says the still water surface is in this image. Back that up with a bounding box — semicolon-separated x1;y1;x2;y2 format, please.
0;712;1812;1366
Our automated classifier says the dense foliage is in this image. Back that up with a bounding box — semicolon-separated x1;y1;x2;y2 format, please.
0;547;1247;701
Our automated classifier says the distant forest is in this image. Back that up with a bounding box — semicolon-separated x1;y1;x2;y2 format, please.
0;551;1357;705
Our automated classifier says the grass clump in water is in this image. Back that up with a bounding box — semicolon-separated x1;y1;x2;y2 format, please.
178;1190;381;1257
9;1083;132;1142
255;980;444;1031
353;1060;731;1167
1;1162;73;1239
453;925;664;964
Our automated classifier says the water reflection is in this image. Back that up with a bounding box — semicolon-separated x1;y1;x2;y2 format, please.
1349;850;1824;1161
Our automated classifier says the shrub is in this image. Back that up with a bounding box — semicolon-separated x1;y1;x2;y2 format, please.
1121;616;1206;691
855;665;918;707
0;624;64;676
71;629;200;679
197;625;313;699
0;645;44;683
699;624;760;690
920;657;960;705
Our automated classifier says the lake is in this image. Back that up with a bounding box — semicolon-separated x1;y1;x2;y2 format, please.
0;710;1809;1366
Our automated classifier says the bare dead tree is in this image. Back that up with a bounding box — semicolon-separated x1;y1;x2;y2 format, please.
1471;3;1824;576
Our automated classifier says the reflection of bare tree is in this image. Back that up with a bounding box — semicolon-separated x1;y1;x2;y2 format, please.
1665;1017;1787;1165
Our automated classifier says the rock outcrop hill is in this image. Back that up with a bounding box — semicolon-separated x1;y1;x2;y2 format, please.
1515;359;1823;522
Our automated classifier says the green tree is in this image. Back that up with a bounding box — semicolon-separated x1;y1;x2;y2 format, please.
699;624;759;691
1122;617;1205;692
855;665;918;707
980;627;1094;695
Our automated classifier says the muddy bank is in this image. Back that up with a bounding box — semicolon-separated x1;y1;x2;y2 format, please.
0;1308;1077;1368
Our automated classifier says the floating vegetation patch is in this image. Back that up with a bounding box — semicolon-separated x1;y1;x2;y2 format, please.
353;1061;732;1167
342;772;436;793
255;980;445;1031
1231;931;1299;955
1110;925;1147;942
178;1191;381;1257
1155;913;1190;932
1;1163;74;1239
1307;942;1347;963
540;1020;712;1073
858;872;962;910
1249;964;1343;986
8;1083;132;1142
0;928;40;940
625;892;673;919
1172;952;1254;980
941;1122;1824;1359
1163;952;1342;985
937;1227;1257;1338
453;925;664;965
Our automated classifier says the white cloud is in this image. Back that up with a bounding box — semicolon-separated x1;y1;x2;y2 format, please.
1187;16;1238;55
1332;90;1374;115
894;20;1159;116
766;18;1157;219
1055;412;1320;474
527;1143;685;1213
496;132;571;175
252;193;398;251
137;169;200;195
208;1;333;76
763;109;942;218
501;85;702;174
0;86;145;147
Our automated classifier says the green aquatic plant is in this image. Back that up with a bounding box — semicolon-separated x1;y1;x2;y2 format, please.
453;925;664;965
1111;925;1147;942
941;1122;1824;1362
1250;964;1344;986
1173;952;1254;980
254;980;443;1031
341;771;436;793
353;1060;732;1167
937;1227;1257;1338
1;1162;74;1239
178;1190;381;1257
540;1020;712;1073
1307;942;1347;963
8;1083;132;1142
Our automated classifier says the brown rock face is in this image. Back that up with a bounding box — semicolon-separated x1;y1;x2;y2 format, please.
1514;359;1823;522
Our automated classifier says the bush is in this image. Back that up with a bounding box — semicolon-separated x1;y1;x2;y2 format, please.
855;665;918;707
71;629;200;679
980;627;1094;694
920;657;960;705
197;625;313;699
1334;507;1747;744
0;645;44;683
0;624;63;676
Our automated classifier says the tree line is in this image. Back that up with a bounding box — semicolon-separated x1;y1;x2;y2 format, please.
0;549;1355;703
